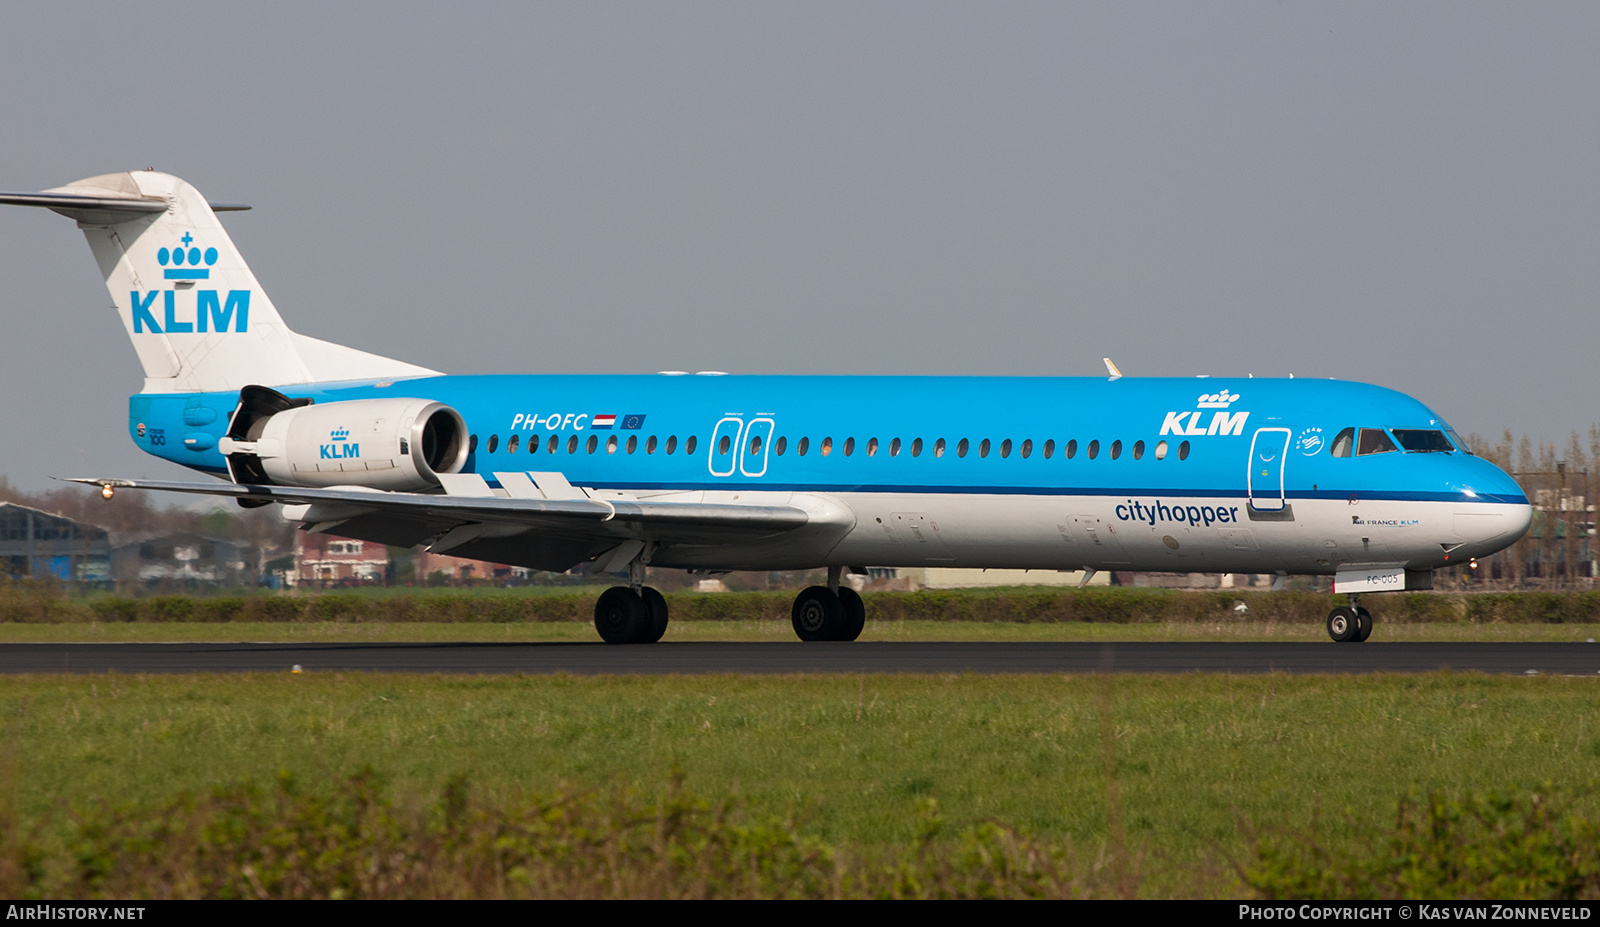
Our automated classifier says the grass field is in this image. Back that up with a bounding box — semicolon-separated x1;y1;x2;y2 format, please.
1;619;1597;643
4;671;1600;896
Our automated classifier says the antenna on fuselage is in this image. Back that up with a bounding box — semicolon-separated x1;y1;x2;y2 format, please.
1103;358;1122;380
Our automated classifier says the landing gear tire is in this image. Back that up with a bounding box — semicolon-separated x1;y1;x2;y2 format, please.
1326;606;1359;643
838;587;866;642
595;587;648;644
636;586;670;643
792;586;845;641
1353;606;1373;643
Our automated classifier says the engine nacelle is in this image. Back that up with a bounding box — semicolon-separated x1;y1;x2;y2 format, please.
219;397;468;491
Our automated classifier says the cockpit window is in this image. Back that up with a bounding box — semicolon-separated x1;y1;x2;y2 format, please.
1330;427;1355;458
1357;428;1399;456
1392;429;1454;453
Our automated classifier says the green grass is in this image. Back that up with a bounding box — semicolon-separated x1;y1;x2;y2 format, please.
1;619;1597;643
5;672;1600;896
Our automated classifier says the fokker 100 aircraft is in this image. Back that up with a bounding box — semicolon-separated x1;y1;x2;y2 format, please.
0;171;1532;643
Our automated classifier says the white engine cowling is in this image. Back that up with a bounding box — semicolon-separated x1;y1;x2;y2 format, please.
219;397;468;491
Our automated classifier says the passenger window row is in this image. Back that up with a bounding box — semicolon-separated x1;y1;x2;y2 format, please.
469;433;1193;462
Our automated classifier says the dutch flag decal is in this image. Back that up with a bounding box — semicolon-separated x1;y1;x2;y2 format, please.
592;414;616;430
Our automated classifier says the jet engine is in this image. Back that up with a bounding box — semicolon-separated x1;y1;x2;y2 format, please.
219;387;467;492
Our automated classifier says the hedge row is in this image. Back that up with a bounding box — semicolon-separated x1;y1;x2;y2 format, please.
5;588;1600;624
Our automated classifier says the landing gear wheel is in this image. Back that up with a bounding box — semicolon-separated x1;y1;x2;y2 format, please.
792;586;845;642
1326;606;1359;643
637;586;670;644
595;587;647;644
837;587;866;642
1353;607;1373;643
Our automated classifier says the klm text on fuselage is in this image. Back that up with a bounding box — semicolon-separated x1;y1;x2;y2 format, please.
130;290;250;333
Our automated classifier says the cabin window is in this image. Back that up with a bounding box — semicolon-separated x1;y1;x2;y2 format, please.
1154;440;1168;460
1064;439;1077;459
685;436;698;455
567;436;579;454
999;439;1012;459
889;438;901;457
1109;440;1122;460
1393;429;1454;453
844;437;856;457
1132;440;1144;460
1087;440;1100;460
468;435;478;454
979;439;991;458
866;438;878;457
507;435;519;454
1357;428;1398;456
749;435;762;456
1330;427;1355;458
487;435;499;454
646;435;657;454
1020;439;1032;459
587;435;599;454
821;438;833;456
719;435;732;456
934;438;945;458
666;435;677;455
529;434;539;454
1178;440;1190;460
626;435;637;454
548;435;559;454
606;435;618;454
957;438;969;458
1043;439;1054;459
798;437;810;456
775;436;787;456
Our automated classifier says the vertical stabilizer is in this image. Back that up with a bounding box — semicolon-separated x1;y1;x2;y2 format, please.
0;171;438;393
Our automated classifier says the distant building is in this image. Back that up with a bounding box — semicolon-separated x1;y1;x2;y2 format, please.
113;532;250;585
414;549;528;584
292;533;389;586
0;502;111;582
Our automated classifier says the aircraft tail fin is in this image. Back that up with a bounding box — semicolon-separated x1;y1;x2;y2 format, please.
0;171;438;393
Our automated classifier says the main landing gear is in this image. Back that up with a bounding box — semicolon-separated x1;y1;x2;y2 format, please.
791;566;865;642
1326;594;1373;643
594;556;669;644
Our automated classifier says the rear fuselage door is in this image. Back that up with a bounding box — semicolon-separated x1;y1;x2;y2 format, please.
1247;427;1292;512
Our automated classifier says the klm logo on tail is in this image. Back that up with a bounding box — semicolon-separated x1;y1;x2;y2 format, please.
131;232;250;333
321;427;359;460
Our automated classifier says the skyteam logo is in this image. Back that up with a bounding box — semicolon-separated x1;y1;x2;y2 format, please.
321;426;359;460
1296;426;1325;456
130;231;250;334
1159;389;1249;437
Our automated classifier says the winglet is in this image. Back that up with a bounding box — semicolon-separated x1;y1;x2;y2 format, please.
1103;358;1122;380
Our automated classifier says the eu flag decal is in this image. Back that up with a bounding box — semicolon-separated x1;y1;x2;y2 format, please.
592;414;616;430
620;414;646;430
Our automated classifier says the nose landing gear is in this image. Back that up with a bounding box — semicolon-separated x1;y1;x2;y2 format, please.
1327;594;1373;643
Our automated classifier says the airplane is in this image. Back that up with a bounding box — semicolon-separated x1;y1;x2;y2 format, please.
0;171;1532;644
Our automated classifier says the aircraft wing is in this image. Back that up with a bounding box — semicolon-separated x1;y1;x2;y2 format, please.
62;474;829;573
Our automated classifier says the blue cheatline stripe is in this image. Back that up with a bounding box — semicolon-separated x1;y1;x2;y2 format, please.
526;479;1526;506
163;269;210;280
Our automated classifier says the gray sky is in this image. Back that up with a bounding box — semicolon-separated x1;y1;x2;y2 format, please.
2;2;1597;491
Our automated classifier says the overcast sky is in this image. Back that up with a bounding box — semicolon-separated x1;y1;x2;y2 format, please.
1;2;1597;491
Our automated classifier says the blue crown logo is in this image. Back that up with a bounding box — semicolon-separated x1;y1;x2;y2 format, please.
157;232;218;280
330;427;350;441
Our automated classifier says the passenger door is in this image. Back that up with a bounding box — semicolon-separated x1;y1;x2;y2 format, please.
1247;427;1292;512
